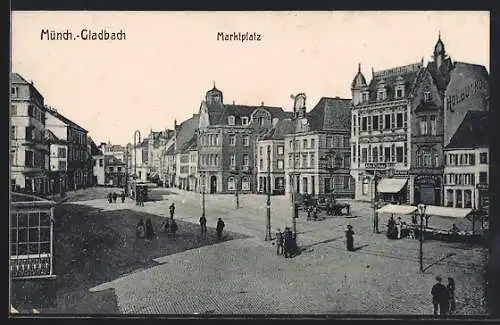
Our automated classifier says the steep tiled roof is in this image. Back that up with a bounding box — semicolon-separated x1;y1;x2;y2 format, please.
367;64;424;103
306;97;352;131
44;129;67;145
181;133;198;151
262;118;294;140
11;73;30;84
175;114;200;154
445;110;489;149
427;58;454;93
213;104;286;125
89;139;103;155
44;107;87;132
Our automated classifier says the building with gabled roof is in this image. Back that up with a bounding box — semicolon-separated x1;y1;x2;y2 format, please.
10;73;50;194
443;110;489;211
197;84;291;194
256;118;294;194
284;94;354;197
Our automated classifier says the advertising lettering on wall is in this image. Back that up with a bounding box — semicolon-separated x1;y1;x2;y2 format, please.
415;175;440;186
446;79;487;112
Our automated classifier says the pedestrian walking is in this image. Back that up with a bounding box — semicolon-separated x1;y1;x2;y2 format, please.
121;191;126;203
431;276;450;316
108;192;113;204
346;225;354;251
216;218;225;240
275;229;284;256
136;219;145;238
396;217;402;239
447;277;456;313
145;218;155;239
169;203;175;219
170;220;178;238
283;227;294;258
112;192;117;203
313;206;319;220
199;215;207;235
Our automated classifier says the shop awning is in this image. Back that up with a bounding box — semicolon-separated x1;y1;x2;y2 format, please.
424;205;473;218
377;204;417;215
377;178;408;194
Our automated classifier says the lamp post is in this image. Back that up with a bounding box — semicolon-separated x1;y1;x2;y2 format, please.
133;130;141;179
373;171;380;233
232;166;240;209
418;203;427;272
124;146;129;195
265;145;272;241
202;173;206;219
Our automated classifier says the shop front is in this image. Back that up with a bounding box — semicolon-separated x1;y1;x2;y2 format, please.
413;174;442;206
377;177;408;204
10;193;56;280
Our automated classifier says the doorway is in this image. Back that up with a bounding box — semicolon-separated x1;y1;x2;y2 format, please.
210;176;217;194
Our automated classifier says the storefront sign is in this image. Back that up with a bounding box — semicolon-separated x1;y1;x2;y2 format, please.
365;162;395;170
415;175;440;186
393;170;409;177
446;79;487;112
476;183;489;190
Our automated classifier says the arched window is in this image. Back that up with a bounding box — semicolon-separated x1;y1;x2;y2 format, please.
227;177;235;191
241;177;250;191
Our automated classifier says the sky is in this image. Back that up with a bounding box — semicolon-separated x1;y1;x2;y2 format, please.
11;11;489;145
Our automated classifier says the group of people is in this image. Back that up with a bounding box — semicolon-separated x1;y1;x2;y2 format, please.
134;188;146;207
431;276;456;316
387;216;404;240
136;218;157;239
305;206;320;221
275;227;297;258
108;192;126;204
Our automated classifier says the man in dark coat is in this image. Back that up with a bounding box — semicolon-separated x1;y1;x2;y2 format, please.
275;229;284;256
108;192;113;203
145;218;155;239
169;203;175;219
346;225;354;251
216;218;225;240
121;191;126;203
431;276;449;316
112;192;117;203
199;215;207;236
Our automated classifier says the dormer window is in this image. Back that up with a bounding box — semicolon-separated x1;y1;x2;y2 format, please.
377;90;386;101
424;91;431;103
395;86;405;99
361;92;369;103
258;117;265;126
228;115;235;125
241;117;249;126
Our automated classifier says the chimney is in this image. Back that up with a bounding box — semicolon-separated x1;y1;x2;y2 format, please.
232;100;235;105
261;101;264;106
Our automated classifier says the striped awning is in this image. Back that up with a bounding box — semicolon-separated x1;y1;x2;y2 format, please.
377;178;408;194
424;205;473;218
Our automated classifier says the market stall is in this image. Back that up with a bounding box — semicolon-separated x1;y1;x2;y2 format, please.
376;204;417;239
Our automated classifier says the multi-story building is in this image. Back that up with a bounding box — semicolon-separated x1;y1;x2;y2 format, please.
164;143;176;187
44;106;92;190
90;139;105;185
175;115;200;190
351;35;489;206
44;129;68;194
10;73;50;194
256;118;293;195
350;61;423;203
285;94;353;196
100;142;127;163
146;129;174;184
105;155;127;187
443;111;489;210
131;138;148;182
197;85;289;194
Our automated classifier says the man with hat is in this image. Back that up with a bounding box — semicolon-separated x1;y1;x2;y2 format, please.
431;276;449;316
275;228;284;256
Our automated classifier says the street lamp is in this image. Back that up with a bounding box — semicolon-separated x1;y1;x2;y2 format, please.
373;171;380;233
201;173;206;219
265;145;272;241
124;146;129;195
418;203;427;272
133;130;141;179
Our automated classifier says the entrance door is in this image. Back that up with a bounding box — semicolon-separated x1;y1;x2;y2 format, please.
419;186;435;205
210;176;217;194
324;178;331;194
